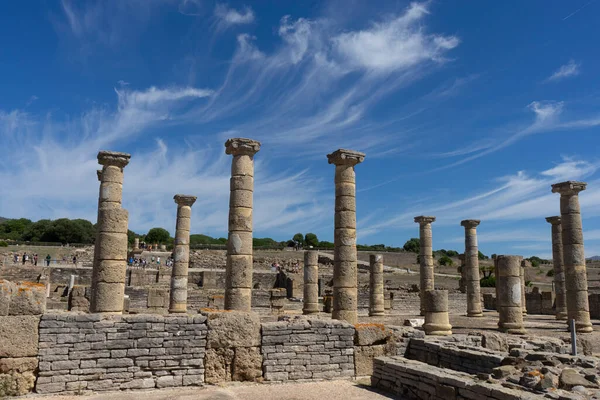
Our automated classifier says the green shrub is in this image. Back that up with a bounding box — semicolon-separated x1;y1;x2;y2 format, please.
439;255;453;266
0;241;7;247
480;276;496;287
546;269;555;277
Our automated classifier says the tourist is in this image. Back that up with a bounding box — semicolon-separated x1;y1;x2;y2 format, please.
157;256;161;266
72;255;77;264
13;254;18;264
22;253;27;265
45;254;51;266
33;254;38;266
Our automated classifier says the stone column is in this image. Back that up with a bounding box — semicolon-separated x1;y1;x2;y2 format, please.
552;181;593;333
415;216;436;315
496;255;526;334
520;261;527;315
461;220;483;317
133;238;139;250
546;216;567;320
423;290;452;336
303;251;319;315
169;195;197;313
90;151;131;314
369;254;385;316
327;149;365;324
224;138;261;311
90;169;103;301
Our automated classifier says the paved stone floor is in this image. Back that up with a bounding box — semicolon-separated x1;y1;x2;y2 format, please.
32;380;395;400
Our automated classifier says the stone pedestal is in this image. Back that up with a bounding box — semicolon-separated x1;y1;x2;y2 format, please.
415;216;435;315
327;148;365;324
369;254;385;316
90;151;131;314
169;194;197;313
497;255;526;334
224;138;261;311
461;220;483;317
303;251;319;315
423;290;452;336
546;216;568;320
552;181;593;333
270;289;286;315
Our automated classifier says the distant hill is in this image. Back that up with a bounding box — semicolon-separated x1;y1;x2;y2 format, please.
0;217;8;224
589;256;600;261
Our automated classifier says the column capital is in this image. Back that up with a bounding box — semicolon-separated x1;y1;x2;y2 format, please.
96;170;103;181
327;149;365;166
545;216;561;225
174;194;197;207
461;219;480;228
551;181;587;195
414;216;436;224
98;151;131;168
225;138;261;156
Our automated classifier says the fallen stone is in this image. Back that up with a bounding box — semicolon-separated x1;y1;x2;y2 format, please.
482;332;508;352
560;368;599;389
403;319;424;328
492;365;518;379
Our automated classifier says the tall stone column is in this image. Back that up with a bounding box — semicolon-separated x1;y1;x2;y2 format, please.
327;149;365;324
169;195;197;313
552;181;593;333
369;254;385;316
461;220;483;317
415;216;435;316
520;261;527;315
90;151;131;314
303;251;319;315
224;138;261;312
546;216;567;320
496;255;526;334
133;238;140;251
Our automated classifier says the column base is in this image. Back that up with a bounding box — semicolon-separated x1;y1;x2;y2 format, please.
332;309;358;324
467;312;483;317
555;312;568;321
369;311;385;317
168;308;187;314
303;307;320;315
424;330;452;336
499;327;526;335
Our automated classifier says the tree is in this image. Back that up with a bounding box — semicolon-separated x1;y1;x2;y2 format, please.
292;233;304;246
318;241;334;249
403;238;420;253
145;227;171;244
0;218;32;240
304;233;319;247
478;250;488;260
439;255;453;266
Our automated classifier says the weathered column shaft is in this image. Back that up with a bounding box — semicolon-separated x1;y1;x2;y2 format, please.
520;262;527;315
423;290;452;336
91;151;131;314
461;220;483;317
369;254;385;316
497;255;526;334
328;149;365;324
415;216;435;315
225;138;260;312
546;217;567;320
133;238;140;250
303;251;319;315
169;195;196;313
552;181;592;333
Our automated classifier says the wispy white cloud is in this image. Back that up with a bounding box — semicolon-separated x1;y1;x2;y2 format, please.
214;3;255;27
546;60;581;82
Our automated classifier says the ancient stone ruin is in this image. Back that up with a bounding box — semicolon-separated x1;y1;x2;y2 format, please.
2;144;600;400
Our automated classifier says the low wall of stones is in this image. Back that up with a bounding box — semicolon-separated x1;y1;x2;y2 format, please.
406;337;504;375
261;318;355;381
372;356;538;400
36;313;207;394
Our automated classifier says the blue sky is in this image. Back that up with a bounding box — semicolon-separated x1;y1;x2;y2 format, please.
1;1;600;258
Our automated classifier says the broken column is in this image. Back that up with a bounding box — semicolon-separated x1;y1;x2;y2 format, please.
496;255;526;334
369;254;385;316
303;250;319;315
327;148;365;324
169;194;197;313
133;238;140;250
423;290;452;336
90;151;131;314
552;181;593;333
461;219;483;317
415;216;436;316
224;138;261;312
546;216;568;320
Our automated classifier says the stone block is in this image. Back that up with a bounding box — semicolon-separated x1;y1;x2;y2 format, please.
9;282;46;315
354;324;390;346
0;280;16;316
354;345;385;376
232;346;262;381
204;347;234;384
0;315;40;357
203;310;261;349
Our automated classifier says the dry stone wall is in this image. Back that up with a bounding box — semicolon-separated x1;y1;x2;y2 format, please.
36;313;207;394
261;318;355;381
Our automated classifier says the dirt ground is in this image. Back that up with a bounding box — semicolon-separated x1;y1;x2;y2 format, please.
27;380;393;400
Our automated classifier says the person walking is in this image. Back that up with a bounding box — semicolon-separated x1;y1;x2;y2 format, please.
33;254;38;266
45;254;51;266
